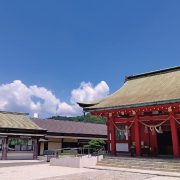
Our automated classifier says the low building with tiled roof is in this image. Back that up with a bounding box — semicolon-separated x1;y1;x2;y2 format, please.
0;111;46;160
32;118;107;156
0;111;107;160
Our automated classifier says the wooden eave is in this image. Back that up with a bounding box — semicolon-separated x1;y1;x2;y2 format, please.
0;127;47;135
84;98;180;112
81;66;180;112
46;131;107;138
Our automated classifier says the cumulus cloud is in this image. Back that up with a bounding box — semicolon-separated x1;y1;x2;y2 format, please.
71;81;109;103
0;80;109;117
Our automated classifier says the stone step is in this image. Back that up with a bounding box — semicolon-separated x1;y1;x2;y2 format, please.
102;159;180;165
99;159;180;165
102;160;180;166
98;162;180;169
101;161;180;167
96;163;180;172
97;156;180;172
100;159;180;167
104;156;180;163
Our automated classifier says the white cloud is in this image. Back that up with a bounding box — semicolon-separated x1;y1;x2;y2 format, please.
0;80;109;117
71;81;109;103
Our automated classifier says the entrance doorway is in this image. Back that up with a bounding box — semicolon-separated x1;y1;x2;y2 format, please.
157;131;173;155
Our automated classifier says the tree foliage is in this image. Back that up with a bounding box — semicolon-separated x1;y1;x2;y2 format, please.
84;139;106;150
49;113;106;124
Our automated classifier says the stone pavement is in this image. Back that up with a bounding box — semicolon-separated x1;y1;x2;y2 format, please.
41;169;155;180
0;160;46;167
0;160;42;163
0;164;94;180
41;168;180;180
0;162;179;180
87;165;180;178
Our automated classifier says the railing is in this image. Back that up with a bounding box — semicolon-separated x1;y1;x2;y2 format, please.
55;147;98;157
43;147;107;162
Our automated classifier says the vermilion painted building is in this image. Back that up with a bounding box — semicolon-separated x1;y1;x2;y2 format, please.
78;67;180;158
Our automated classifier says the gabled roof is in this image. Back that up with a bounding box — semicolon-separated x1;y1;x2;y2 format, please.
32;118;107;136
80;66;180;111
0;111;43;130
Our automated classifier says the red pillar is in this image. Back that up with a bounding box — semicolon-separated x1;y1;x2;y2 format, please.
169;112;179;158
110;118;116;155
134;116;141;156
107;121;110;153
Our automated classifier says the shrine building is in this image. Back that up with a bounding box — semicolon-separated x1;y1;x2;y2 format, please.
78;66;180;158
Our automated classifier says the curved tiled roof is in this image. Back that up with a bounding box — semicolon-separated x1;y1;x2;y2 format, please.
80;66;180;111
0;111;42;130
32;118;107;136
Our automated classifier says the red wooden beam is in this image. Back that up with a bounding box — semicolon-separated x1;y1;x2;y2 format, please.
91;102;180;117
113;114;180;123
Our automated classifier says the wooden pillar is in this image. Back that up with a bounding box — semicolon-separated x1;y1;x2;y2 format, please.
169;112;179;158
110;117;116;155
134;116;141;156
106;121;110;153
61;138;64;148
2;137;8;160
33;138;38;160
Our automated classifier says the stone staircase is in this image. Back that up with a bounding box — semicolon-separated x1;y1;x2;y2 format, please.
97;156;180;172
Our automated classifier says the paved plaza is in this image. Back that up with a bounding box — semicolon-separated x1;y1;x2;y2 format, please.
0;161;179;180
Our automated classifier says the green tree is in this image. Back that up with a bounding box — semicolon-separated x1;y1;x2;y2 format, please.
84;139;106;150
49;114;106;124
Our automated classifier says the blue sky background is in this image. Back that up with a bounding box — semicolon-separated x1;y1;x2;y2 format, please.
0;1;179;116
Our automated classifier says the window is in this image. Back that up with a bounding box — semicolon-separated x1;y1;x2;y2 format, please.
44;142;48;151
8;138;33;151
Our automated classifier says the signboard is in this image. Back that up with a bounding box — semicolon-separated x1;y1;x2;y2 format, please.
116;143;128;152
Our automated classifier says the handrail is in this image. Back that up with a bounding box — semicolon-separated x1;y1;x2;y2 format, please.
97;147;105;154
52;147;106;157
44;147;107;162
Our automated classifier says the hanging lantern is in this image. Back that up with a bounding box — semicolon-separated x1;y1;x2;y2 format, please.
144;126;148;134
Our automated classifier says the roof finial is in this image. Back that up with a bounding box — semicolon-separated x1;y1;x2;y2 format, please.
124;76;128;82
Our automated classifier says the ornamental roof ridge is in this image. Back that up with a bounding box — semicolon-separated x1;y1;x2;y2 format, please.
126;66;180;81
0;111;29;116
79;66;180;111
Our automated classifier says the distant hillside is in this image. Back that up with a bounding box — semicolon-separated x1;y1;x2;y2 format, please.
48;114;106;124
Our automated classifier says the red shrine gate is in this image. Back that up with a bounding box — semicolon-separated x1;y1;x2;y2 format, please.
78;67;180;158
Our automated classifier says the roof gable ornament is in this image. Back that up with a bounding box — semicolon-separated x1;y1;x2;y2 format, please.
109;113;112;118
132;110;136;115
168;106;172;112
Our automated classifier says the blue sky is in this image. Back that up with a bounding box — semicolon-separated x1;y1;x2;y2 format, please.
0;1;179;117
